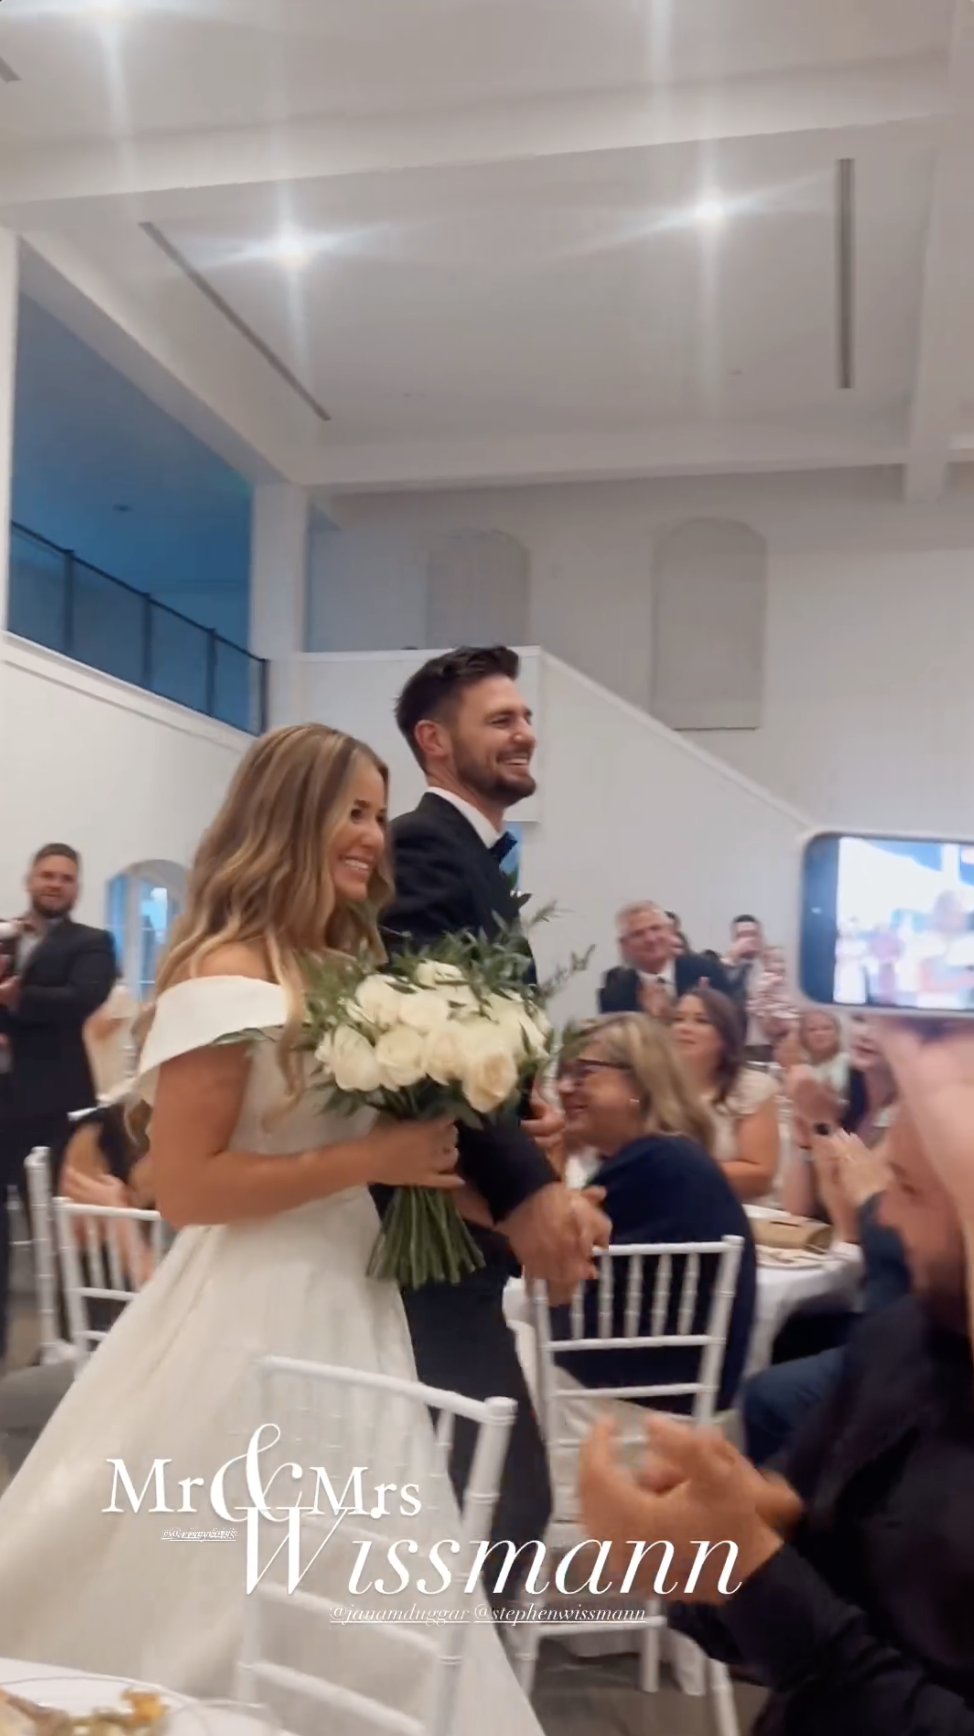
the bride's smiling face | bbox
[329,761,388,903]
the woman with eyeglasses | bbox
[551,1014,757,1417]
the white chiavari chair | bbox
[511,1236,744,1736]
[236,1355,515,1736]
[52,1196,164,1366]
[22,1146,75,1365]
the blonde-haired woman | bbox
[552,1015,756,1419]
[0,725,545,1736]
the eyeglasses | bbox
[562,1060,629,1083]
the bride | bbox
[0,724,545,1734]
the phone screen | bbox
[800,832,974,1012]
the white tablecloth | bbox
[744,1245,862,1376]
[0,1659,266,1735]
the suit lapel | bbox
[416,793,534,965]
[20,918,74,983]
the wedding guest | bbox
[750,946,799,1050]
[0,844,116,1361]
[723,914,767,1048]
[579,1075,974,1735]
[783,1016,896,1217]
[798,1008,849,1099]
[0,1101,155,1476]
[83,979,138,1100]
[551,1013,756,1414]
[599,902,730,1023]
[672,987,779,1201]
[743,1129,909,1465]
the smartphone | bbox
[800,830,974,1016]
[0,922,18,970]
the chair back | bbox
[533,1236,743,1481]
[236,1355,515,1736]
[23,1147,71,1363]
[52,1196,164,1364]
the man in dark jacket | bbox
[0,844,116,1359]
[382,646,608,1604]
[599,902,731,1021]
[579,1100,974,1735]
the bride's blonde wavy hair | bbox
[141,723,394,1096]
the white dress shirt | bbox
[640,959,676,997]
[427,788,503,850]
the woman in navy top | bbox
[552,1013,757,1412]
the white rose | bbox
[485,993,550,1060]
[460,1022,520,1116]
[331,1026,382,1093]
[354,974,406,1031]
[314,1033,334,1069]
[375,1024,427,1090]
[423,1021,467,1086]
[415,961,465,988]
[397,989,450,1035]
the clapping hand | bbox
[579,1415,781,1603]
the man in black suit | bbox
[598,901,730,1020]
[580,1097,974,1735]
[0,843,117,1359]
[382,646,609,1603]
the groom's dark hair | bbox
[396,646,520,767]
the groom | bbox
[380,645,608,1602]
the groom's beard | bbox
[454,747,536,810]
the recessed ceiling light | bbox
[691,197,729,228]
[272,233,316,270]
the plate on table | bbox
[756,1245,832,1270]
[0,1677,202,1736]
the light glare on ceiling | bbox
[692,198,728,228]
[272,233,316,270]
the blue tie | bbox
[490,831,517,865]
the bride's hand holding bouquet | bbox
[300,927,559,1287]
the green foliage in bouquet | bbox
[293,905,590,1288]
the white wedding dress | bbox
[0,979,543,1735]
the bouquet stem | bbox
[369,1188,485,1288]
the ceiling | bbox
[0,0,971,498]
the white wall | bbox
[309,467,974,837]
[280,649,810,1021]
[0,637,247,924]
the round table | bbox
[0,1660,269,1735]
[745,1243,862,1375]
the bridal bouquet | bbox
[300,926,559,1288]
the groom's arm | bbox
[382,823,557,1222]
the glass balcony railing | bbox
[6,522,266,734]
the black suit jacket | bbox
[0,920,117,1120]
[674,1299,974,1733]
[380,792,556,1224]
[598,951,730,1015]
